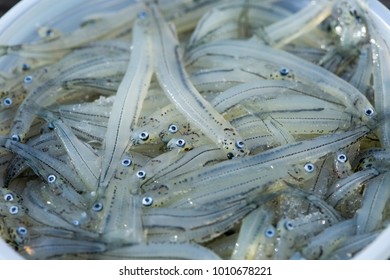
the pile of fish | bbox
[1,0,390,259]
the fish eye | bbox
[176,139,186,147]
[142,196,153,206]
[3,98,12,106]
[139,131,149,141]
[45,28,54,37]
[264,227,275,238]
[284,221,294,231]
[365,108,374,117]
[136,170,146,179]
[22,63,30,71]
[92,202,103,212]
[4,193,14,202]
[23,75,33,84]
[168,124,178,133]
[17,227,28,236]
[337,153,348,163]
[9,205,19,215]
[304,163,315,173]
[121,158,132,167]
[235,140,245,149]
[72,220,80,226]
[227,152,234,159]
[11,134,20,142]
[47,122,55,130]
[47,174,57,183]
[279,67,289,76]
[138,11,148,19]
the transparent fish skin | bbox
[144,127,368,208]
[185,40,376,124]
[1,0,389,260]
[10,55,129,142]
[187,0,292,50]
[300,219,357,260]
[230,206,274,260]
[87,242,221,260]
[264,0,335,48]
[19,235,106,260]
[150,4,249,158]
[4,139,88,196]
[325,168,379,213]
[355,171,390,234]
[100,10,154,188]
[51,119,100,192]
[358,0,390,148]
[0,2,144,59]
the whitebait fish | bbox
[100,11,154,188]
[151,4,249,158]
[230,206,273,260]
[264,0,335,48]
[0,0,388,260]
[19,234,106,259]
[0,3,144,59]
[144,127,368,208]
[89,242,221,260]
[355,171,390,234]
[186,40,376,123]
[143,200,256,243]
[51,119,101,192]
[300,218,357,259]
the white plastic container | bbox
[0,0,133,260]
[0,0,389,260]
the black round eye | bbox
[279,67,289,76]
[22,63,30,71]
[227,152,234,159]
[48,122,55,130]
[142,196,153,206]
[121,158,132,167]
[11,134,20,142]
[264,227,275,238]
[47,174,56,183]
[4,193,14,202]
[176,139,186,147]
[45,28,53,37]
[138,11,148,19]
[304,163,315,173]
[365,108,374,116]
[17,227,28,236]
[139,131,149,141]
[168,124,178,133]
[337,153,347,163]
[24,76,33,84]
[3,98,12,106]
[235,140,245,149]
[92,202,103,212]
[9,205,19,215]
[284,221,294,231]
[137,170,146,179]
